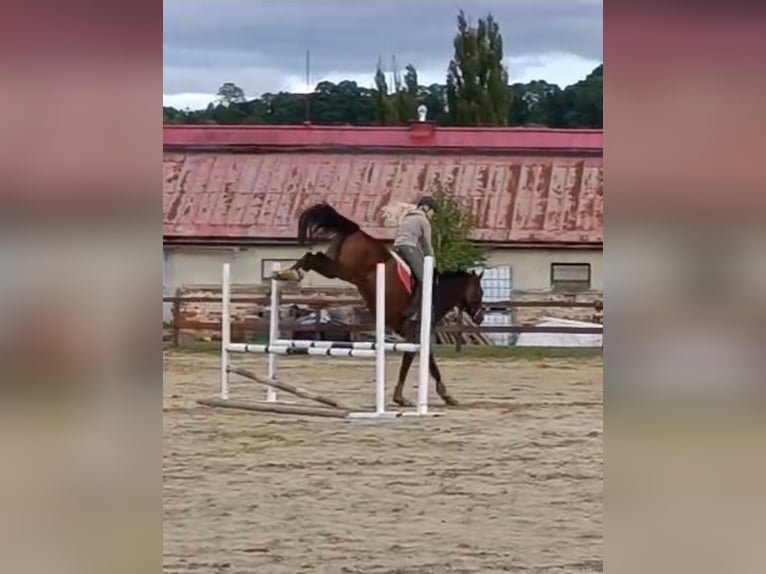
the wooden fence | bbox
[163,292,603,350]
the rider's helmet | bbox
[416,195,438,213]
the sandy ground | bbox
[164,351,602,574]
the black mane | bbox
[436,269,478,280]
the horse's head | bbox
[436,269,486,325]
[460,270,486,325]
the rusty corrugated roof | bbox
[163,151,603,244]
[164,124,603,153]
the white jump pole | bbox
[266,263,280,402]
[416,255,435,415]
[221,262,231,400]
[375,262,386,414]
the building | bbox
[163,123,603,302]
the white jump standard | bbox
[211,255,437,420]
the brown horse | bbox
[272,202,485,407]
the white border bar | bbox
[417,255,435,415]
[221,263,231,400]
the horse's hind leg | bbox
[273,252,342,282]
[393,352,416,407]
[303,252,344,279]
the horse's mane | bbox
[436,269,477,280]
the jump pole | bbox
[221,263,231,400]
[266,262,280,403]
[375,261,386,414]
[347,255,436,419]
[416,255,435,416]
[219,261,284,404]
[216,255,438,419]
[346,262,400,420]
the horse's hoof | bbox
[393,396,414,408]
[272,269,303,282]
[443,395,459,407]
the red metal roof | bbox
[163,151,603,244]
[163,124,603,153]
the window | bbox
[551,263,591,292]
[260,259,297,284]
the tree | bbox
[394,63,419,121]
[429,179,487,272]
[374,59,397,125]
[561,64,602,128]
[216,82,246,106]
[373,57,420,125]
[421,83,449,125]
[446,10,511,126]
[163,64,601,128]
[507,80,562,126]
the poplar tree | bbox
[446,10,511,126]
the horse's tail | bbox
[297,202,361,244]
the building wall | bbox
[164,244,602,293]
[484,248,602,292]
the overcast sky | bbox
[163,0,602,110]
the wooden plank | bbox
[197,398,348,419]
[164,295,601,309]
[227,366,351,410]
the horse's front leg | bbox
[393,350,458,407]
[430,352,458,406]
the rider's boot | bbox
[402,280,422,321]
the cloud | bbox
[163,0,602,107]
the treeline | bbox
[163,10,602,129]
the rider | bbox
[393,195,437,321]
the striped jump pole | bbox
[272,340,420,352]
[227,343,379,358]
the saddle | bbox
[389,247,416,295]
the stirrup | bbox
[403,289,421,319]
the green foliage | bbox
[374,59,396,125]
[560,64,603,128]
[216,82,247,106]
[163,67,601,128]
[508,66,602,128]
[446,10,511,126]
[373,57,420,125]
[429,179,487,272]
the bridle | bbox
[460,300,485,324]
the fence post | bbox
[172,288,182,348]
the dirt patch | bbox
[164,352,602,573]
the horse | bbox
[272,202,485,407]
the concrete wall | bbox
[164,243,602,294]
